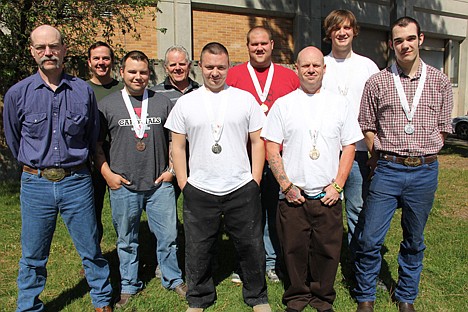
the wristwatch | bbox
[167,167,176,177]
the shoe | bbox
[398,302,416,312]
[266,269,280,283]
[186,308,204,312]
[356,301,374,312]
[253,304,272,312]
[376,277,388,291]
[231,272,242,284]
[155,265,162,279]
[95,307,112,312]
[173,282,188,298]
[116,293,133,308]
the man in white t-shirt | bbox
[262,46,363,312]
[322,9,379,254]
[165,42,271,312]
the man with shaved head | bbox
[3,25,112,312]
[261,46,362,312]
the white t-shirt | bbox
[165,85,265,195]
[261,88,363,197]
[323,51,379,151]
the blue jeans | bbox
[110,182,183,294]
[353,160,439,303]
[344,152,370,251]
[17,170,112,312]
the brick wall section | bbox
[94,9,158,59]
[192,9,295,64]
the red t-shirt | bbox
[226,62,300,114]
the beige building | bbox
[116,0,468,116]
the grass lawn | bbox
[0,138,466,311]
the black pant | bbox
[277,198,342,311]
[183,180,268,309]
[91,168,106,243]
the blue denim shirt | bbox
[3,71,99,168]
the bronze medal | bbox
[136,140,146,151]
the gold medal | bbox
[309,148,320,160]
[260,103,269,113]
[136,140,146,151]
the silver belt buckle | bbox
[42,168,66,182]
[403,157,422,167]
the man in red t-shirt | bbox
[226,26,300,283]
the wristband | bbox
[331,181,343,193]
[282,182,294,195]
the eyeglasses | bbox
[31,44,62,55]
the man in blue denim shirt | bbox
[3,25,113,312]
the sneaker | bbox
[266,269,280,283]
[115,293,133,308]
[231,272,242,284]
[376,277,388,291]
[155,265,162,279]
[173,282,188,298]
[253,303,272,312]
[186,308,204,312]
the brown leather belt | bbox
[380,153,437,167]
[23,163,88,182]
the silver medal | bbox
[212,143,222,154]
[309,148,320,160]
[404,123,415,135]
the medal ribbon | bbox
[303,90,323,153]
[247,62,274,104]
[391,61,427,123]
[333,51,352,96]
[122,88,149,139]
[202,86,229,144]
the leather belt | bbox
[23,163,88,182]
[379,153,437,167]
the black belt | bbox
[379,153,437,167]
[23,163,88,182]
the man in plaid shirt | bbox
[354,17,453,312]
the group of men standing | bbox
[3,9,452,312]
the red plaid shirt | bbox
[359,61,453,156]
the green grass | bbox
[0,140,467,311]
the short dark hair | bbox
[199,42,229,62]
[246,26,273,44]
[88,41,114,62]
[390,16,421,39]
[120,50,149,70]
[323,9,359,43]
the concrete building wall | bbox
[111,0,468,115]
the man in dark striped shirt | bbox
[354,16,453,312]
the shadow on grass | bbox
[44,248,118,311]
[440,136,468,157]
[339,231,397,300]
[43,220,168,310]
